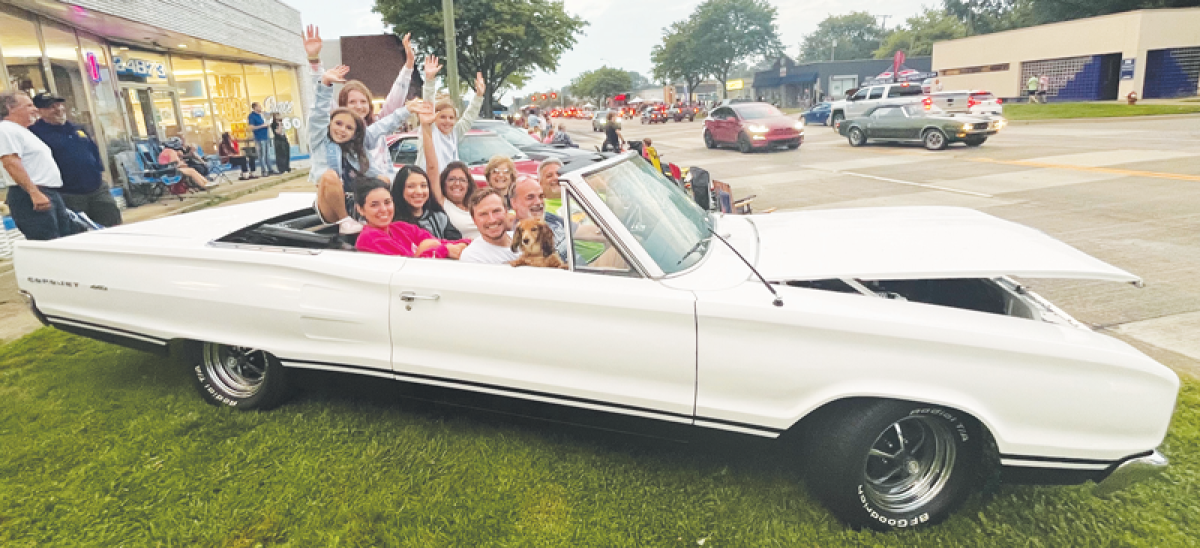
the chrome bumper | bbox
[1094,450,1168,497]
[18,290,50,326]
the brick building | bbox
[0,0,309,191]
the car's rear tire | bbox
[703,130,716,149]
[848,127,867,147]
[737,133,753,154]
[830,112,844,130]
[802,399,981,531]
[192,342,290,410]
[964,136,987,147]
[923,129,948,151]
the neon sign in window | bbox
[85,52,101,82]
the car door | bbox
[863,106,893,139]
[387,252,698,422]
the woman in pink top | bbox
[353,177,469,258]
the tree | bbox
[942,0,1035,35]
[874,8,967,59]
[692,0,784,98]
[373,0,586,116]
[799,12,891,62]
[628,71,651,91]
[651,20,708,102]
[569,67,633,105]
[1026,0,1200,24]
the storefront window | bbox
[40,21,93,134]
[0,6,48,94]
[206,60,249,145]
[172,56,217,154]
[78,34,128,187]
[112,47,168,85]
[270,65,302,151]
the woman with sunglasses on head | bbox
[483,155,516,196]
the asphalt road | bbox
[4,114,1199,378]
[560,113,1200,377]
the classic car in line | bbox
[14,153,1177,531]
[837,103,1004,150]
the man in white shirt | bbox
[460,188,519,264]
[0,90,76,240]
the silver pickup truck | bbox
[828,82,925,128]
[927,90,1005,116]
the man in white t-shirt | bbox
[0,90,76,240]
[460,187,519,264]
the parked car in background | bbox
[828,82,926,128]
[668,104,697,122]
[838,103,1002,150]
[473,120,599,162]
[15,152,1176,533]
[592,110,623,132]
[802,102,832,125]
[703,102,804,153]
[641,105,667,124]
[928,90,1005,116]
[387,130,539,184]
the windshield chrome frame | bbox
[560,152,674,279]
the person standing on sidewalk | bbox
[0,90,78,240]
[27,92,122,227]
[271,113,291,173]
[1026,75,1039,103]
[248,102,277,177]
[1038,74,1049,103]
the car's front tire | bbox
[737,132,754,154]
[192,342,290,410]
[923,129,948,151]
[830,112,844,130]
[803,399,980,531]
[703,129,716,149]
[848,127,867,147]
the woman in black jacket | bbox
[270,113,291,173]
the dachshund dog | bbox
[510,217,566,269]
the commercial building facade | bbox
[932,8,1200,101]
[0,0,309,192]
[752,56,933,107]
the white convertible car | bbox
[15,153,1178,530]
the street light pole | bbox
[830,38,837,62]
[441,0,460,108]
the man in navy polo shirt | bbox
[28,93,122,227]
[247,102,278,178]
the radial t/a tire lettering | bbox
[192,342,290,410]
[801,399,981,531]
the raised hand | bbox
[423,55,442,81]
[407,99,434,119]
[304,25,322,59]
[321,65,350,87]
[402,33,415,69]
[474,72,486,95]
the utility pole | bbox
[441,0,460,108]
[874,14,890,29]
[830,38,836,62]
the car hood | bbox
[747,116,799,129]
[519,143,600,160]
[745,207,1140,284]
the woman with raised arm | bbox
[414,54,485,207]
[304,25,417,181]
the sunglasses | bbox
[492,168,512,174]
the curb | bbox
[1006,112,1200,125]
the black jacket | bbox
[28,120,104,195]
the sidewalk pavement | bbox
[0,164,313,343]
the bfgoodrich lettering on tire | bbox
[192,342,290,410]
[803,399,980,530]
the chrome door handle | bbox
[399,291,440,302]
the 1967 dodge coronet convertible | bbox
[14,153,1178,530]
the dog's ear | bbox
[540,222,556,258]
[510,222,523,253]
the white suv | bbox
[829,82,925,128]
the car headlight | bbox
[962,123,973,131]
[794,121,805,130]
[747,124,768,133]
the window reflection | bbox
[172,56,217,154]
[0,6,47,94]
[206,60,249,145]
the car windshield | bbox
[479,123,541,147]
[736,104,784,120]
[582,157,711,275]
[458,133,528,165]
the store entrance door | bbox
[121,88,181,141]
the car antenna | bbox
[708,228,783,307]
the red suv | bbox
[703,102,804,153]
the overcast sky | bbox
[282,0,931,101]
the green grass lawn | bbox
[1004,102,1200,120]
[2,328,1198,546]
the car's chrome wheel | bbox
[848,127,866,147]
[923,129,948,150]
[192,342,290,409]
[862,415,958,514]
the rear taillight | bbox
[996,98,1003,104]
[922,97,932,109]
[967,98,979,108]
